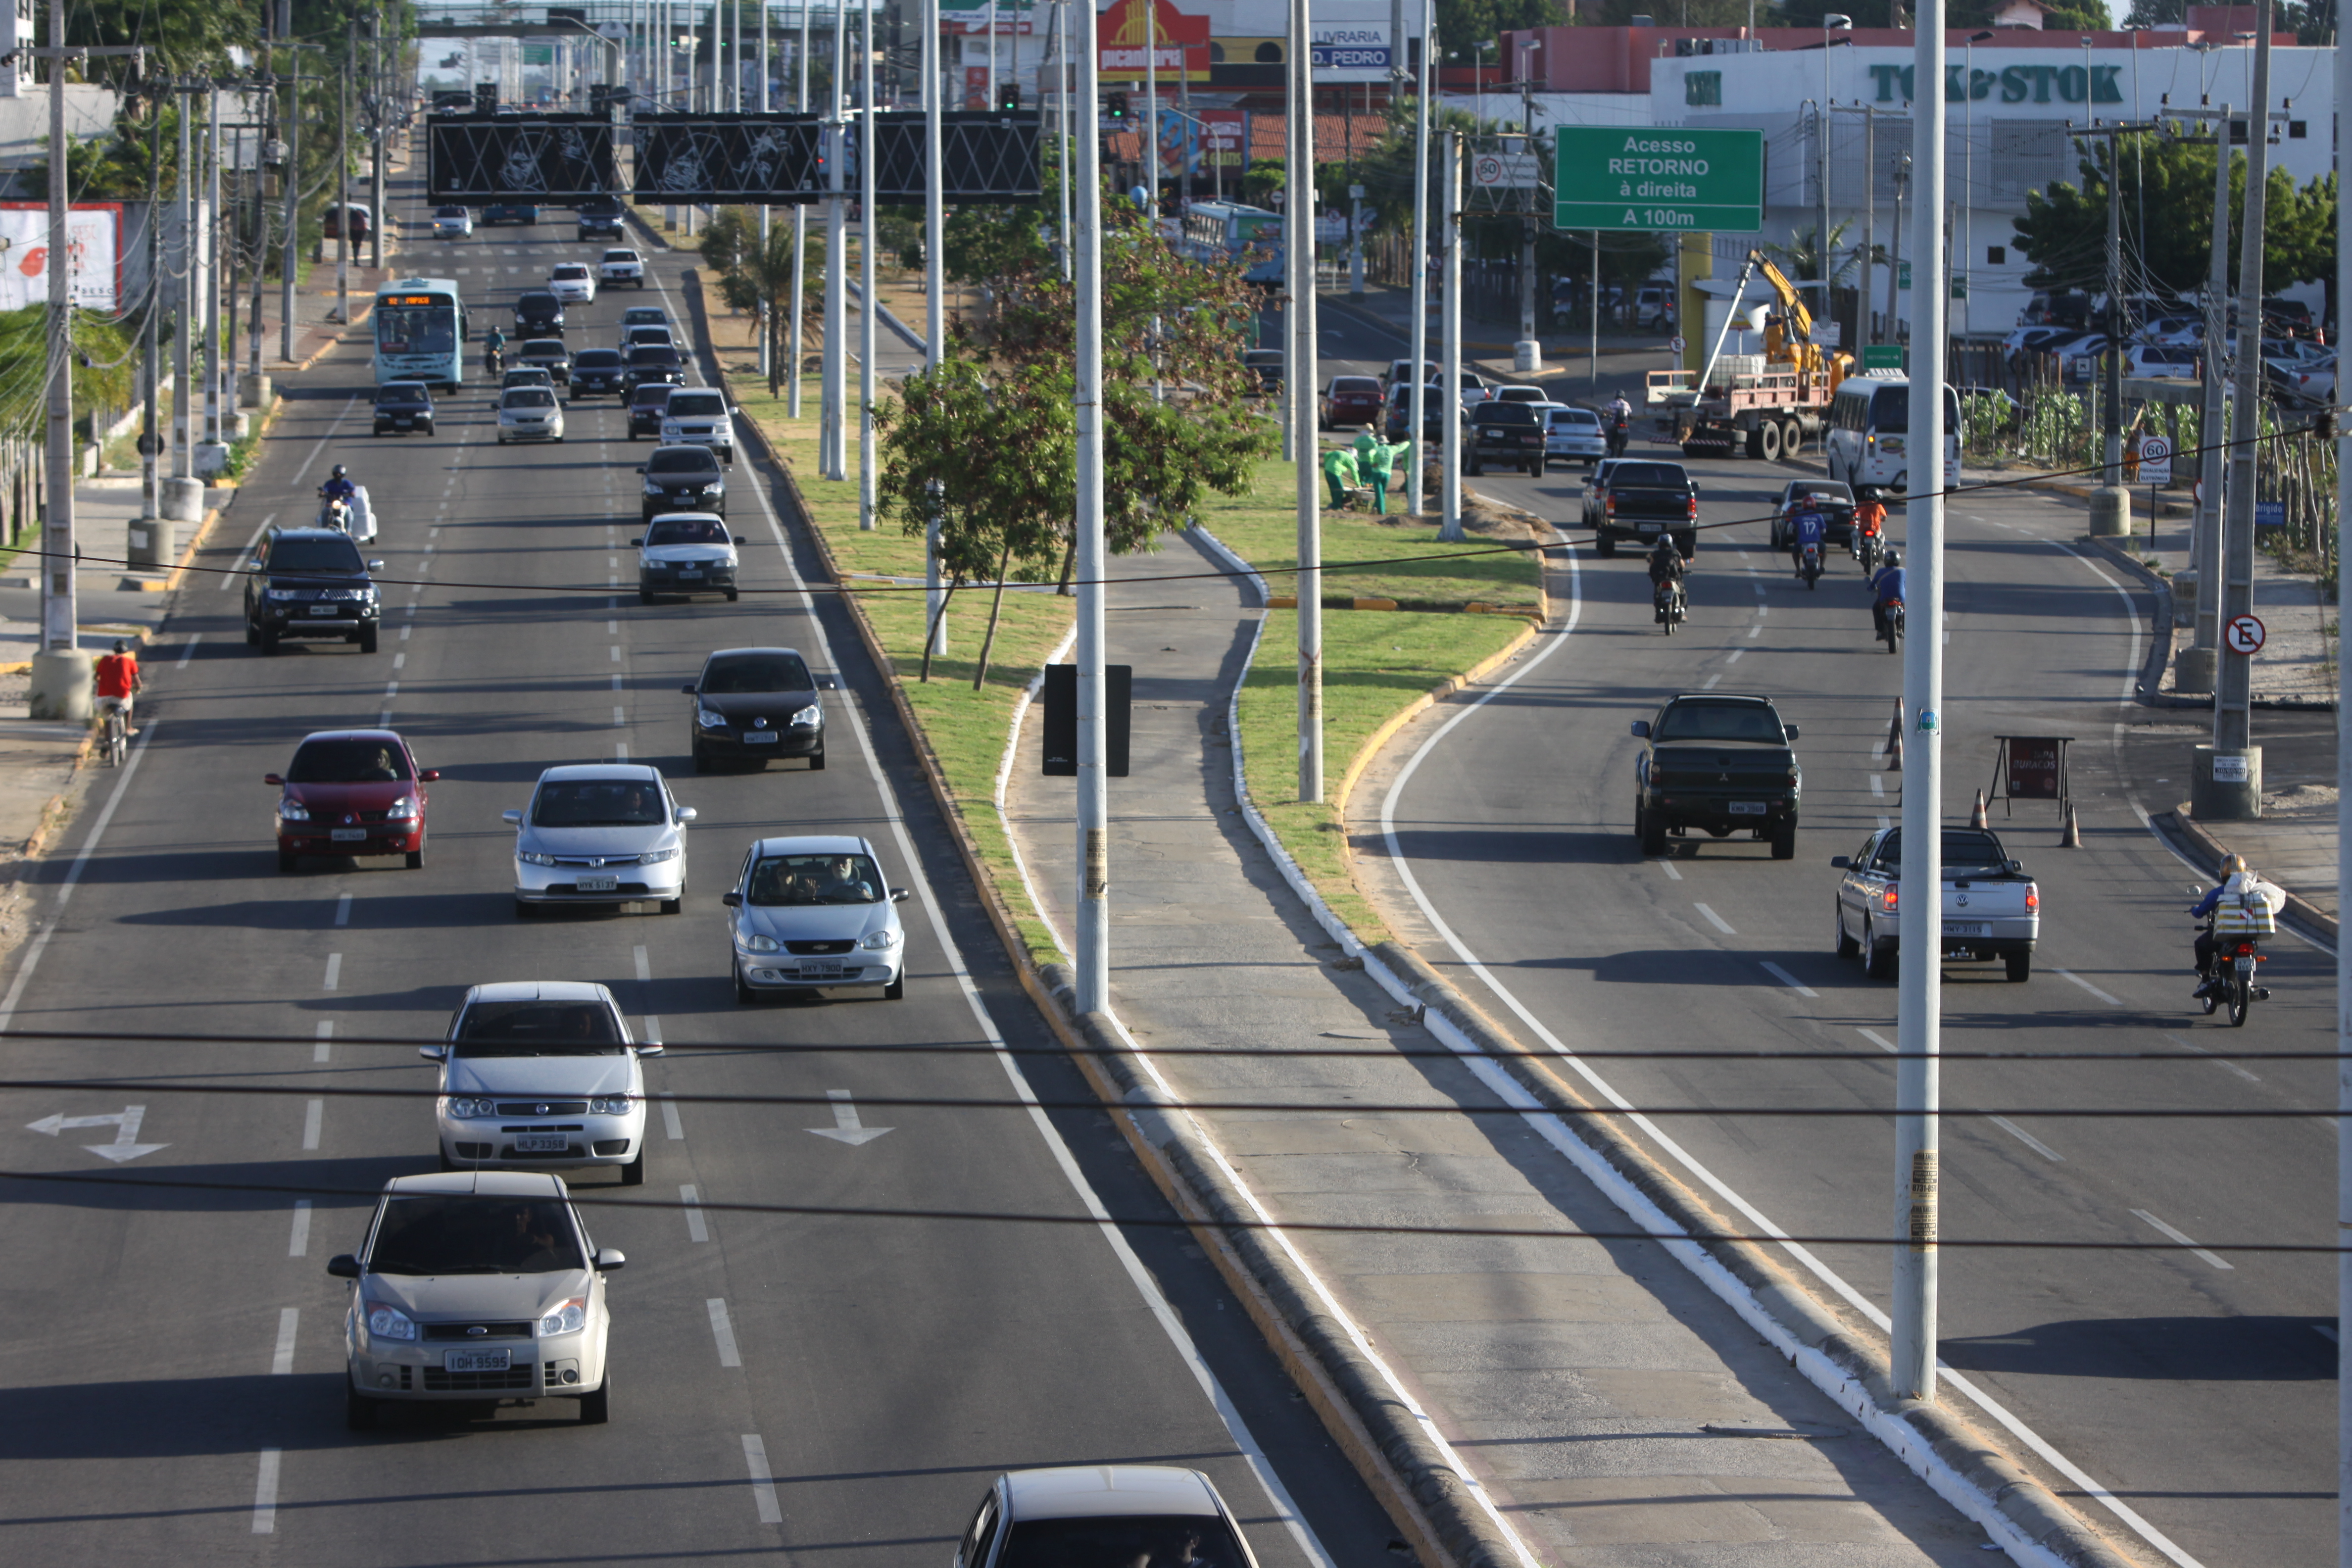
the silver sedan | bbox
[506,764,694,916]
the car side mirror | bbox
[419,769,441,783]
[2007,859,2024,874]
[418,1043,447,1060]
[675,806,696,823]
[635,466,646,474]
[629,537,643,547]
[502,809,523,825]
[327,1254,362,1279]
[1830,856,1851,869]
[890,888,910,903]
[1783,724,1800,740]
[264,773,284,785]
[593,1248,628,1273]
[722,891,742,908]
[818,675,839,690]
[368,560,385,571]
[1629,721,1651,738]
[635,1041,663,1057]
[680,683,699,694]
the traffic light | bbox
[999,83,1022,112]
[1106,91,1129,123]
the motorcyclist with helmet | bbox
[483,324,507,374]
[1787,499,1827,579]
[2188,853,2282,999]
[318,464,358,530]
[1646,533,1687,623]
[1605,393,1632,456]
[1852,494,1887,564]
[1870,549,1906,643]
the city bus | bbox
[373,277,468,389]
[1179,200,1284,287]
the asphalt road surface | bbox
[1296,301,2333,1568]
[0,180,1401,1568]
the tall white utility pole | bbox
[1406,0,1429,514]
[857,0,878,528]
[1438,131,1462,543]
[1891,0,1947,1405]
[203,80,223,449]
[2333,16,2351,1566]
[757,0,771,380]
[338,23,352,340]
[1287,0,1321,802]
[175,74,196,487]
[1143,0,1156,218]
[823,0,848,477]
[924,0,947,650]
[790,0,810,417]
[30,0,84,720]
[1072,0,1109,1015]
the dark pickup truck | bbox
[1465,401,1546,477]
[1631,693,1802,859]
[1584,458,1699,558]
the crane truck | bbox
[1645,251,1854,462]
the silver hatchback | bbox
[949,1466,1261,1568]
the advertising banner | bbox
[1310,23,1391,81]
[0,204,122,312]
[1098,0,1209,82]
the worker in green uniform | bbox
[1351,425,1393,514]
[1321,444,1360,509]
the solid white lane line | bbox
[288,1200,312,1257]
[314,1021,333,1064]
[1858,1027,1897,1054]
[220,514,278,589]
[251,1450,282,1534]
[741,1434,784,1524]
[301,1099,323,1151]
[2055,967,2122,1006]
[1655,858,1681,881]
[1988,1116,2064,1162]
[1759,961,1817,997]
[2132,1208,2232,1271]
[271,1308,299,1374]
[727,403,1339,1568]
[1694,902,1735,934]
[322,953,341,990]
[333,894,351,928]
[707,1298,743,1367]
[680,1183,709,1242]
[659,1091,685,1140]
[176,634,201,666]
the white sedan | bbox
[431,204,473,239]
[547,261,597,305]
[497,386,564,443]
[505,763,694,915]
[425,981,659,1183]
[636,512,739,603]
[599,247,646,288]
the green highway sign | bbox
[1553,127,1764,233]
[1862,345,1905,371]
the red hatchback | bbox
[1319,375,1384,430]
[266,730,439,873]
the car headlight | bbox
[364,1301,418,1340]
[740,931,779,952]
[538,1296,588,1336]
[588,1095,633,1116]
[637,845,680,864]
[266,586,302,599]
[444,1095,498,1118]
[519,850,558,867]
[861,928,902,950]
[277,798,310,822]
[696,707,728,729]
[700,483,722,495]
[385,795,418,820]
[791,702,822,727]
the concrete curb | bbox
[2076,531,2340,713]
[2161,806,2340,945]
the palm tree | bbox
[1764,220,1867,287]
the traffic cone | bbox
[1883,698,1904,772]
[2061,804,2082,848]
[1970,790,1989,829]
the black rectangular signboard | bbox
[629,111,1041,203]
[427,114,620,201]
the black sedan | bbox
[627,381,678,439]
[684,646,828,772]
[1770,479,1857,547]
[371,380,434,437]
[640,446,728,520]
[623,344,686,392]
[571,347,627,397]
[512,290,565,336]
[517,338,572,387]
[578,204,625,241]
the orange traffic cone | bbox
[1970,789,1989,829]
[2061,804,2082,847]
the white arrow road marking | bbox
[27,1104,167,1162]
[806,1089,892,1145]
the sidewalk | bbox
[1003,539,1994,1565]
[2122,705,2341,930]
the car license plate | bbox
[444,1348,513,1372]
[308,604,340,616]
[392,417,412,426]
[676,568,703,578]
[513,1134,569,1154]
[1943,922,1990,937]
[1727,801,1765,815]
[2234,954,2255,973]
[576,875,619,892]
[1638,523,1661,533]
[743,732,779,744]
[331,827,368,842]
[797,964,848,980]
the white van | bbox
[1824,374,1961,501]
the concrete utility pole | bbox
[2175,98,2240,693]
[370,10,385,272]
[1144,0,1157,219]
[1438,131,1462,545]
[858,0,877,529]
[924,0,946,651]
[1514,44,1537,372]
[789,0,810,418]
[822,0,848,477]
[2332,17,2351,1566]
[1072,0,1109,1014]
[338,22,353,342]
[757,0,771,380]
[1891,0,1947,1406]
[139,92,164,543]
[282,45,301,364]
[1859,102,1874,343]
[2200,0,2271,819]
[1407,0,1429,502]
[1289,0,1322,803]
[2082,115,2160,539]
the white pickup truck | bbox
[598,247,646,289]
[1830,824,2039,982]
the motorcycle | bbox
[1797,539,1822,589]
[484,344,505,375]
[1854,530,1882,574]
[319,497,352,534]
[2191,890,2274,1026]
[1882,598,1905,654]
[1652,576,1686,634]
[1605,412,1630,457]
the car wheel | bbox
[1595,534,1616,558]
[692,745,712,774]
[808,747,825,771]
[619,1149,645,1185]
[1529,458,1545,478]
[421,423,434,436]
[724,589,738,602]
[638,590,654,605]
[578,1376,610,1425]
[1638,804,1666,857]
[2006,951,2033,982]
[627,429,637,441]
[659,894,683,915]
[514,898,537,919]
[1770,820,1796,860]
[1834,901,1860,957]
[278,849,297,874]
[405,842,424,870]
[245,618,259,646]
[735,963,757,1004]
[1863,919,1897,980]
[884,973,905,1000]
[346,1378,377,1432]
[259,625,279,655]
[358,626,379,654]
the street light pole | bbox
[1288,0,1322,803]
[789,0,810,418]
[1407,0,1429,491]
[1072,0,1109,1015]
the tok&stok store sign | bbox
[1860,60,2125,105]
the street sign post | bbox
[2139,435,2172,486]
[1552,127,1763,233]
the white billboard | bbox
[1311,23,1392,82]
[0,204,122,312]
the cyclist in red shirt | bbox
[93,639,141,734]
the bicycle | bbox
[96,700,127,767]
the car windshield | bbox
[517,293,557,311]
[367,1195,587,1275]
[1550,409,1598,427]
[628,347,682,365]
[648,449,719,475]
[1473,404,1535,425]
[532,778,669,827]
[1865,385,1963,435]
[1243,350,1283,366]
[375,305,455,356]
[503,389,555,409]
[435,205,466,217]
[376,385,428,407]
[451,998,625,1056]
[503,371,551,388]
[703,652,812,692]
[646,517,728,546]
[604,250,638,263]
[1653,701,1786,743]
[552,266,588,279]
[1329,377,1377,392]
[575,349,622,367]
[266,537,366,574]
[523,340,565,357]
[1872,829,2009,877]
[1608,463,1687,488]
[1787,483,1849,501]
[745,852,884,906]
[632,386,676,407]
[623,309,665,325]
[667,393,725,416]
[995,1515,1248,1568]
[289,739,411,783]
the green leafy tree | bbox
[702,207,823,396]
[1433,0,1565,61]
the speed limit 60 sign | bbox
[2224,613,2266,655]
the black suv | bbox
[639,445,727,520]
[623,344,686,394]
[1465,401,1545,476]
[243,527,384,655]
[577,202,625,241]
[371,380,434,437]
[517,337,572,387]
[512,290,565,336]
[570,347,627,397]
[627,381,678,439]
